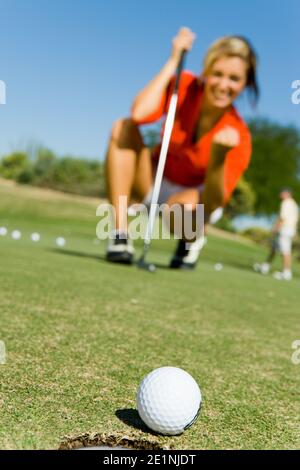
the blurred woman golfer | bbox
[105,27,258,268]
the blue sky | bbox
[0,0,299,160]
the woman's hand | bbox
[171,27,196,64]
[210,126,240,166]
[212,126,240,150]
[131,27,195,122]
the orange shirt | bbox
[131,71,252,203]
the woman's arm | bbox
[202,126,241,217]
[131,27,196,122]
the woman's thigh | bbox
[166,188,200,209]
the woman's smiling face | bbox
[203,56,248,109]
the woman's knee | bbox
[111,117,144,151]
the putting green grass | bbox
[0,181,299,450]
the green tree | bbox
[0,145,106,198]
[33,147,56,184]
[51,157,96,195]
[225,177,256,218]
[245,119,300,214]
[0,152,31,180]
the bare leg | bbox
[132,147,153,201]
[105,118,152,232]
[165,146,227,239]
[166,189,200,242]
[165,189,205,268]
[201,147,226,222]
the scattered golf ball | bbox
[11,230,22,240]
[0,227,8,236]
[31,232,40,242]
[148,263,156,273]
[136,366,201,435]
[214,263,223,271]
[56,237,66,247]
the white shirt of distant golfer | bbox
[279,197,299,236]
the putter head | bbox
[137,254,156,273]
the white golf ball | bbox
[148,263,156,273]
[31,232,40,242]
[214,263,223,271]
[11,230,21,240]
[136,367,201,435]
[0,227,8,236]
[56,237,66,247]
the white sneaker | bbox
[170,237,207,269]
[273,270,292,281]
[253,262,270,275]
[106,231,135,264]
[253,263,261,272]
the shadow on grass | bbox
[47,248,264,277]
[116,408,158,435]
[219,260,255,272]
[47,247,106,262]
[48,248,173,270]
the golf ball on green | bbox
[11,230,21,240]
[214,263,223,271]
[136,366,201,435]
[56,237,66,247]
[31,233,41,242]
[0,227,7,236]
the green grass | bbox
[0,181,299,449]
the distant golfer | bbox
[254,189,299,281]
[105,27,259,268]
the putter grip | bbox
[174,50,187,93]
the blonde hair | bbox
[203,36,259,105]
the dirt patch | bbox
[59,432,170,451]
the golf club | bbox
[137,50,187,272]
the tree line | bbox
[0,146,106,198]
